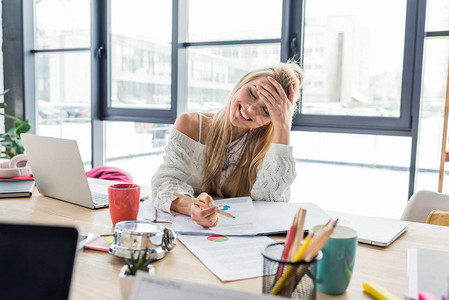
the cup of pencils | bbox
[261,242,322,299]
[261,208,339,298]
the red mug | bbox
[108,184,140,227]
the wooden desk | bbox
[1,188,448,299]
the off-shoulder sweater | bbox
[151,128,297,214]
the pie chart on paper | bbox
[207,235,229,242]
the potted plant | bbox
[119,250,155,300]
[0,89,31,159]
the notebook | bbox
[0,180,35,198]
[330,211,408,247]
[21,134,147,209]
[0,223,78,300]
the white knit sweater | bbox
[151,128,297,213]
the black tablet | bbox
[0,223,78,300]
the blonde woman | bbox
[151,61,304,228]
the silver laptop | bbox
[21,134,141,209]
[330,211,408,247]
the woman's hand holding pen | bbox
[256,76,295,145]
[190,192,219,228]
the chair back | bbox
[426,210,449,227]
[401,190,449,222]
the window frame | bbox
[291,0,424,137]
[96,0,424,136]
[8,0,428,198]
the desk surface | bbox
[1,184,448,300]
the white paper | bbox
[129,273,284,300]
[171,197,257,236]
[137,200,174,223]
[178,234,274,281]
[253,202,330,234]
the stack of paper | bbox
[170,198,330,236]
[171,197,257,236]
[168,197,330,282]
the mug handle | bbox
[162,228,177,251]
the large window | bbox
[294,0,419,133]
[302,0,406,118]
[415,0,449,193]
[110,0,172,110]
[185,0,283,112]
[11,0,436,216]
[34,0,92,164]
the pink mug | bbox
[108,184,140,227]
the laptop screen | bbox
[0,223,78,299]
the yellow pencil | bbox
[173,192,235,218]
[270,232,314,295]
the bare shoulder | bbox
[173,112,200,141]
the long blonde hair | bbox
[203,60,304,197]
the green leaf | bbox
[7,126,17,137]
[0,89,10,97]
[12,139,24,155]
[0,113,22,123]
[0,103,5,109]
[16,121,31,135]
[1,140,12,147]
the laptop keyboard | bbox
[91,192,108,205]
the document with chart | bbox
[178,234,274,281]
[171,196,257,236]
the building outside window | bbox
[10,0,448,218]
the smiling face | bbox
[229,77,272,131]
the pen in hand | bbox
[173,192,235,218]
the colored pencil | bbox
[276,215,297,280]
[273,218,339,296]
[270,231,315,295]
[288,209,306,261]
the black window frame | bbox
[96,0,425,136]
[5,0,431,199]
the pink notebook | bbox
[83,236,113,252]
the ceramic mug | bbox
[108,184,140,227]
[312,225,357,295]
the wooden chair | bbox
[426,210,449,227]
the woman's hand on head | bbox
[256,76,295,130]
[190,192,219,228]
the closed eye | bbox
[249,88,256,98]
[263,107,270,116]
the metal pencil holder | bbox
[261,242,321,300]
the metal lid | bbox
[114,221,164,236]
